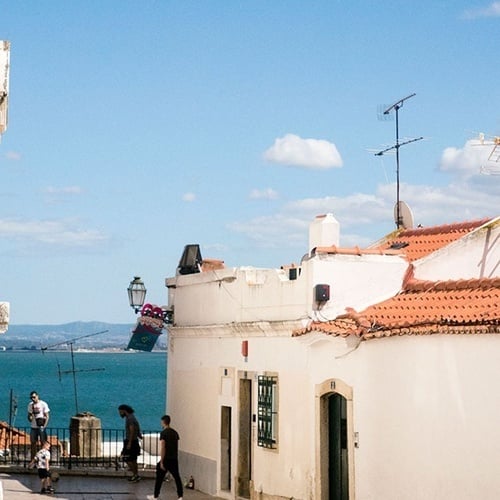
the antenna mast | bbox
[375,93,423,228]
[41,330,108,414]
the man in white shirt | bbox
[27,391,50,459]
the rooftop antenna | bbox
[41,330,108,414]
[375,93,423,229]
[475,133,500,175]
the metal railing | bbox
[0,426,160,471]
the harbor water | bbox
[0,351,167,432]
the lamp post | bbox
[126,276,172,352]
[127,276,173,325]
[127,276,147,313]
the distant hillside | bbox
[0,321,166,350]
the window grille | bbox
[257,375,277,448]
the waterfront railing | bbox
[0,426,160,471]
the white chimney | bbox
[309,213,340,252]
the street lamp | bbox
[126,276,172,352]
[127,276,147,313]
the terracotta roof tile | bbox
[201,259,225,271]
[310,218,494,262]
[0,421,62,449]
[0,421,30,449]
[294,277,500,340]
[369,218,492,262]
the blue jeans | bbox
[30,427,47,458]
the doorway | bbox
[317,379,354,500]
[328,393,349,500]
[237,378,252,498]
[220,406,231,491]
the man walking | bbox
[148,415,183,500]
[118,404,142,482]
[27,391,50,459]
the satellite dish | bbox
[394,201,414,229]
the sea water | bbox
[0,351,166,432]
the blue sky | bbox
[1,1,499,325]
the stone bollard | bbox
[69,412,102,457]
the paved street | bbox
[0,471,221,500]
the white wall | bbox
[168,252,408,328]
[345,334,500,500]
[169,329,500,500]
[167,328,318,497]
[167,267,308,327]
[165,216,500,499]
[308,254,408,318]
[414,220,500,281]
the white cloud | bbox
[5,150,21,161]
[202,242,229,254]
[228,175,497,254]
[462,2,500,19]
[438,138,493,177]
[0,217,107,246]
[229,214,309,248]
[226,136,498,262]
[249,188,279,200]
[43,186,83,195]
[182,192,196,202]
[41,185,84,205]
[287,193,386,225]
[263,133,343,169]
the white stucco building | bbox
[0,40,10,335]
[164,214,500,500]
